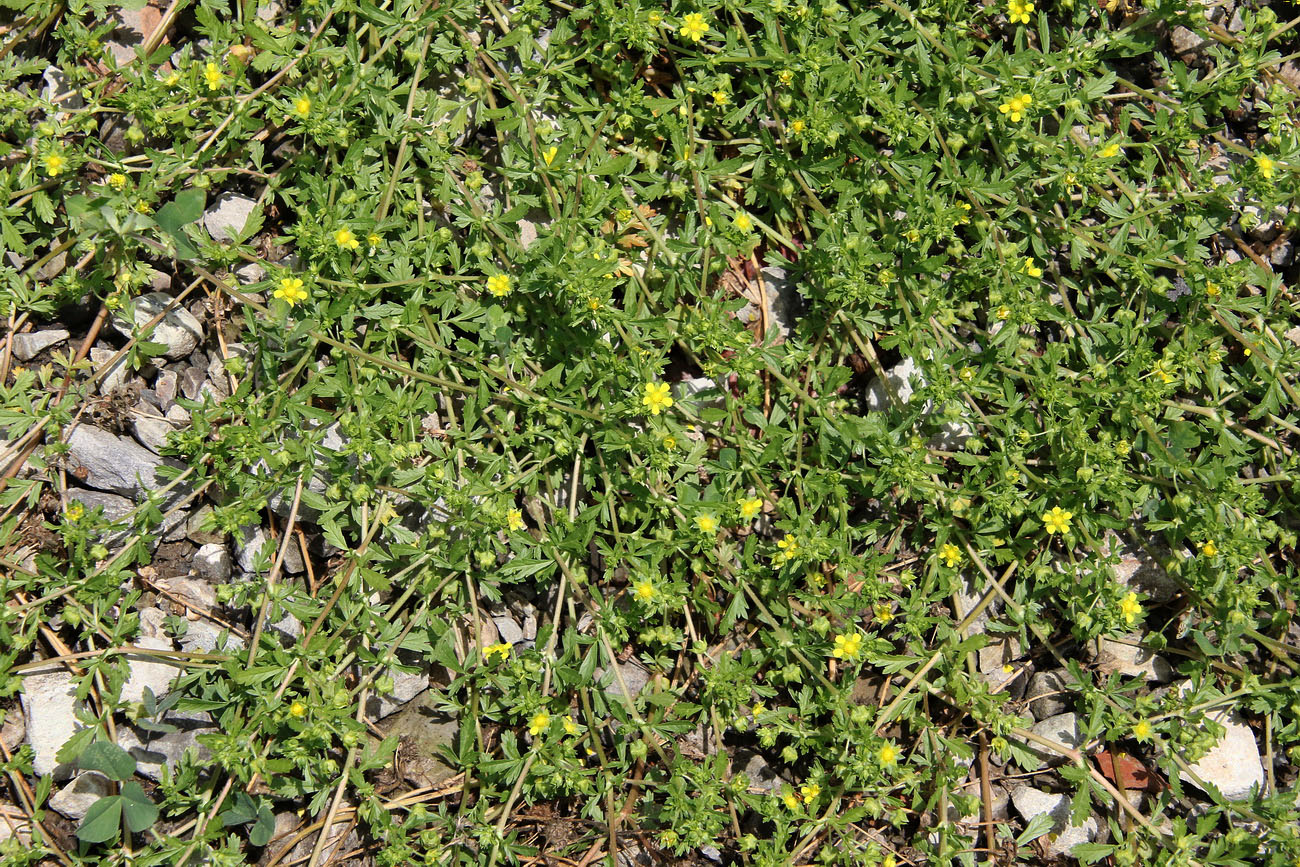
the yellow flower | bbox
[998,94,1032,122]
[996,305,1012,321]
[777,68,794,86]
[289,700,307,718]
[1132,719,1153,741]
[696,513,718,534]
[1100,142,1120,159]
[563,715,578,735]
[780,788,800,810]
[679,12,709,42]
[1042,505,1073,535]
[662,434,676,450]
[789,119,806,135]
[1200,539,1218,557]
[1255,155,1274,179]
[542,146,558,166]
[334,227,359,250]
[163,71,180,87]
[529,710,550,735]
[878,741,898,766]
[507,509,525,531]
[65,502,84,521]
[108,172,127,190]
[486,273,511,297]
[774,534,799,564]
[484,642,511,661]
[1118,591,1142,625]
[1007,0,1034,24]
[739,496,763,520]
[938,543,962,568]
[294,95,312,117]
[751,702,766,717]
[43,153,66,177]
[588,297,602,312]
[642,381,674,415]
[800,783,820,804]
[648,11,663,26]
[712,90,729,106]
[734,213,753,233]
[832,632,863,660]
[633,579,658,602]
[874,603,894,624]
[274,276,308,307]
[1021,258,1042,278]
[367,232,381,250]
[203,61,224,91]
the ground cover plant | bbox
[1,0,1299,863]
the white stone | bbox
[1179,704,1264,800]
[235,526,272,573]
[117,711,214,780]
[977,635,1023,695]
[493,614,525,646]
[180,621,244,655]
[366,668,429,720]
[736,265,800,341]
[121,636,177,704]
[865,357,973,449]
[1092,635,1173,682]
[49,772,110,820]
[203,194,257,243]
[20,669,83,779]
[110,292,204,360]
[12,329,69,362]
[1010,786,1100,857]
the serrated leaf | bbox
[1016,811,1055,845]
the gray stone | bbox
[180,366,205,401]
[233,262,265,285]
[186,505,224,545]
[603,660,651,701]
[65,425,170,498]
[130,412,174,454]
[1025,713,1082,769]
[193,543,232,583]
[12,329,69,362]
[148,270,171,292]
[1010,786,1100,857]
[372,690,457,788]
[270,610,302,643]
[89,347,129,394]
[674,376,727,412]
[1026,670,1072,721]
[106,2,162,67]
[67,488,134,524]
[493,614,525,646]
[41,66,83,115]
[167,575,216,612]
[110,292,204,361]
[954,572,1002,636]
[1106,535,1179,604]
[116,710,214,780]
[978,635,1024,696]
[0,802,32,846]
[165,404,190,425]
[49,772,110,820]
[180,621,244,655]
[120,636,177,704]
[20,668,83,779]
[1092,635,1173,682]
[235,526,271,573]
[154,369,178,409]
[203,193,256,243]
[366,667,430,720]
[1271,241,1294,268]
[865,357,973,449]
[1170,25,1208,55]
[735,748,783,792]
[736,265,800,341]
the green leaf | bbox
[119,782,158,832]
[78,741,136,782]
[77,795,123,843]
[1016,812,1055,846]
[250,805,276,847]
